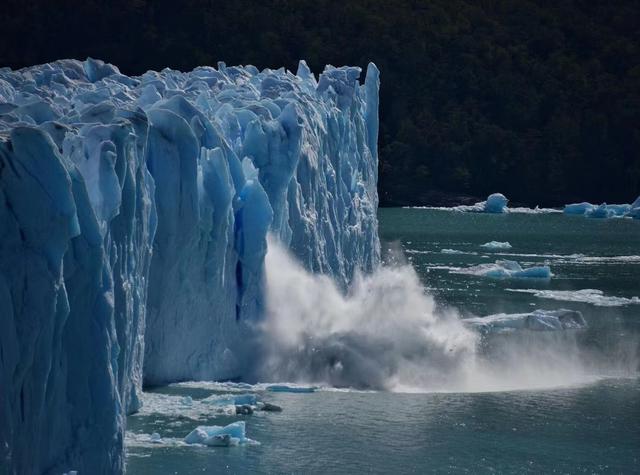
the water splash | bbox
[257,237,638,393]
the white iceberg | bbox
[563,200,637,218]
[455,193,510,213]
[457,260,552,279]
[563,202,595,215]
[201,393,258,406]
[480,241,512,250]
[464,309,586,333]
[184,421,254,446]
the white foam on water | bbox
[256,238,637,393]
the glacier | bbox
[0,58,379,474]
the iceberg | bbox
[506,288,640,307]
[483,193,508,213]
[202,393,258,407]
[0,58,379,474]
[480,241,512,250]
[464,309,587,333]
[449,193,509,213]
[563,202,595,215]
[563,200,637,218]
[416,193,562,215]
[184,421,253,446]
[457,260,552,279]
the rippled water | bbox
[126,209,640,474]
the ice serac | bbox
[142,60,379,384]
[0,58,379,473]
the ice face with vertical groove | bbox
[0,58,379,474]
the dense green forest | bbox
[2,0,639,206]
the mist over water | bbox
[258,237,638,393]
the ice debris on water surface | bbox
[457,260,552,279]
[464,309,586,334]
[563,197,640,219]
[184,421,258,446]
[266,384,317,393]
[506,289,640,307]
[480,241,512,250]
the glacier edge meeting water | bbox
[0,58,379,475]
[1,58,638,475]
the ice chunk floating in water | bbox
[464,309,587,334]
[184,421,255,446]
[456,260,552,279]
[507,289,640,307]
[0,58,379,474]
[480,241,512,250]
[483,193,508,213]
[563,199,638,218]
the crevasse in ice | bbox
[0,58,379,474]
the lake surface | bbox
[126,208,640,474]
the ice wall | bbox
[140,59,379,384]
[0,58,379,474]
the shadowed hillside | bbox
[2,0,638,206]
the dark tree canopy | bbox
[2,0,639,206]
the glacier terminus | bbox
[0,58,380,474]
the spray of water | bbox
[257,237,638,392]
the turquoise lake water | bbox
[126,209,640,474]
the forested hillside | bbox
[2,0,639,206]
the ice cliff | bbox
[0,58,379,474]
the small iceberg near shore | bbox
[483,193,509,213]
[455,193,509,213]
[464,309,587,333]
[480,241,512,250]
[563,197,639,219]
[408,192,562,214]
[458,260,552,279]
[184,421,257,446]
